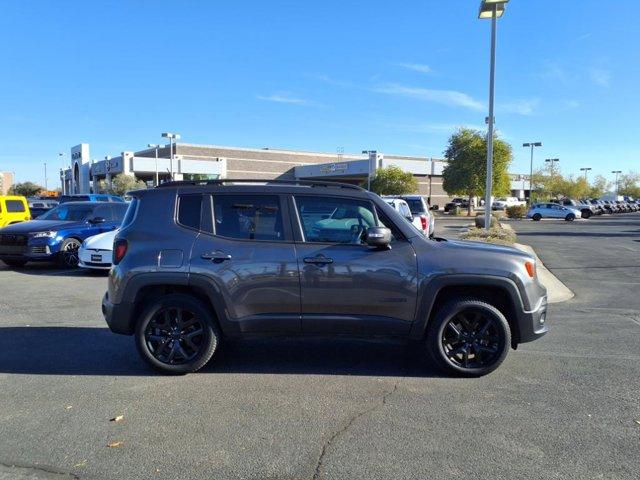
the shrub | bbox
[474,214,499,228]
[460,226,517,245]
[506,204,527,219]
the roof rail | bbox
[156,178,365,191]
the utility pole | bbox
[523,142,542,204]
[612,170,622,196]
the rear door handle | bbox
[303,256,333,265]
[201,252,232,262]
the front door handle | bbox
[303,256,333,265]
[201,251,232,262]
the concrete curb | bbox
[513,243,574,304]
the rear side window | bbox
[5,200,25,212]
[178,195,202,230]
[213,195,283,241]
[404,198,425,214]
[121,198,138,227]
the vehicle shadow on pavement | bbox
[0,263,105,277]
[0,327,442,378]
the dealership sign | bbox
[320,163,348,174]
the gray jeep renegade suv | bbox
[102,180,548,376]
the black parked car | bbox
[102,180,548,377]
[444,197,470,212]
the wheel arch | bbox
[410,275,524,347]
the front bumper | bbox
[79,247,112,270]
[516,295,549,343]
[102,292,135,335]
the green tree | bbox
[110,174,148,196]
[366,165,418,195]
[9,181,44,197]
[588,175,610,198]
[442,128,511,215]
[617,172,640,198]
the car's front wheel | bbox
[135,294,220,374]
[426,298,511,377]
[58,238,82,268]
[565,213,576,221]
[532,213,542,221]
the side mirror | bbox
[365,226,391,249]
[88,216,106,224]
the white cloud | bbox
[395,63,433,74]
[256,92,320,107]
[372,84,485,111]
[589,68,611,87]
[499,98,540,116]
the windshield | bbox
[38,204,95,221]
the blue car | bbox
[59,194,124,203]
[0,201,129,268]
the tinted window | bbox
[121,199,138,227]
[111,203,129,223]
[60,195,90,203]
[213,195,283,241]
[178,195,202,230]
[295,196,376,244]
[39,204,94,221]
[403,198,425,214]
[5,200,25,212]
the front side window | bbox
[295,196,376,244]
[5,200,25,212]
[39,204,94,221]
[213,195,283,241]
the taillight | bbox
[420,215,427,231]
[113,239,128,265]
[525,261,535,278]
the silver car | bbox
[527,203,582,221]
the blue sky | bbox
[1,0,638,186]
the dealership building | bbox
[60,141,531,205]
[60,142,451,204]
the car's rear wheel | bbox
[565,213,576,221]
[135,294,220,374]
[58,238,82,268]
[2,258,27,268]
[426,298,510,377]
[532,213,542,221]
[582,210,591,219]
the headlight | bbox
[32,231,57,238]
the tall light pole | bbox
[148,144,160,186]
[44,162,48,192]
[612,170,622,196]
[161,132,181,181]
[479,0,509,229]
[545,158,559,198]
[580,167,592,182]
[59,152,66,194]
[523,141,542,205]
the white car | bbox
[78,229,117,270]
[526,203,582,221]
[383,195,433,236]
[382,198,426,235]
[492,196,526,210]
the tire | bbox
[135,293,220,374]
[426,298,511,377]
[58,238,82,268]
[2,258,27,268]
[565,213,575,221]
[582,210,591,219]
[532,213,542,221]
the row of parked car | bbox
[527,197,640,221]
[0,193,126,269]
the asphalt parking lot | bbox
[1,214,639,480]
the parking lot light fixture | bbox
[161,132,181,181]
[612,170,622,196]
[148,144,160,186]
[58,152,66,195]
[478,0,509,229]
[580,167,592,182]
[523,142,542,205]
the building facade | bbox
[0,172,14,195]
[60,142,452,205]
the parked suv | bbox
[102,180,548,376]
[385,195,434,237]
[0,195,31,227]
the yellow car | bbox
[0,196,31,228]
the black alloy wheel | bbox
[60,238,82,267]
[135,294,220,374]
[565,213,575,221]
[426,298,510,377]
[532,213,542,221]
